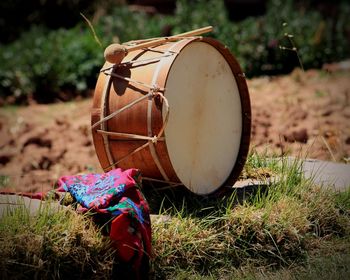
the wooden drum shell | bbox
[91,37,251,194]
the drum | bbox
[91,37,251,195]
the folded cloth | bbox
[56,168,152,278]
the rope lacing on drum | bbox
[151,136,158,144]
[102,102,168,167]
[150,84,161,95]
[94,39,192,183]
[92,75,170,169]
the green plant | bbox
[0,25,104,104]
[0,175,10,189]
[1,0,350,104]
[96,5,174,44]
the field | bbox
[0,66,349,193]
[0,65,349,279]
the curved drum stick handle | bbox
[126,26,213,52]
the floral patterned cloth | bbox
[0,168,151,279]
[56,168,151,278]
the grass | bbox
[0,152,349,279]
[0,202,116,279]
[0,175,10,189]
[149,154,350,278]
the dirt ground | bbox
[0,66,349,193]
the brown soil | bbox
[0,67,349,193]
[250,68,350,161]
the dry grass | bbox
[0,153,349,279]
[0,205,116,279]
[150,155,350,279]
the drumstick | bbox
[104,26,213,64]
[125,26,214,45]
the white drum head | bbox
[163,42,242,194]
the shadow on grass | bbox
[142,181,269,218]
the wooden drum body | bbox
[91,38,251,195]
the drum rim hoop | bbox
[161,37,251,195]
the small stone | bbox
[0,155,11,165]
[283,128,308,143]
[322,109,333,117]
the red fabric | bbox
[1,168,152,279]
[110,213,142,262]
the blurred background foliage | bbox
[0,0,349,104]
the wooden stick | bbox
[127,26,213,51]
[125,26,214,46]
[104,26,213,64]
